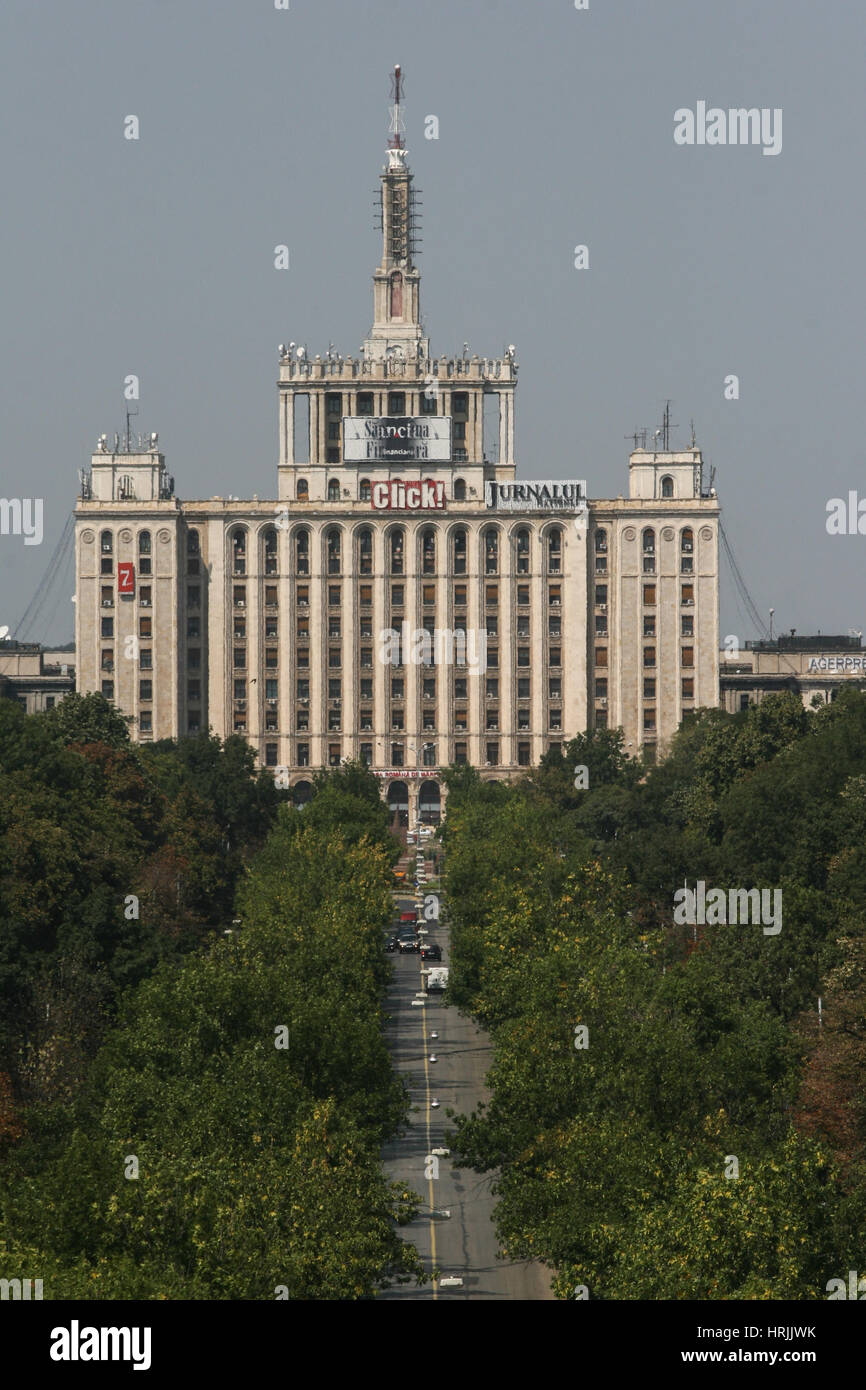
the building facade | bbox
[74,71,720,822]
[721,634,866,712]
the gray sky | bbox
[1,0,864,646]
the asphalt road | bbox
[379,875,553,1301]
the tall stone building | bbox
[75,68,719,823]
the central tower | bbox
[364,65,427,364]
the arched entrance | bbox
[387,781,409,829]
[418,779,441,826]
[293,779,313,809]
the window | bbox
[681,615,694,637]
[548,528,562,574]
[517,646,530,666]
[487,616,499,637]
[681,646,694,668]
[391,583,404,607]
[101,648,114,671]
[101,585,113,608]
[360,708,373,731]
[360,743,373,765]
[234,679,246,700]
[549,709,562,730]
[390,530,404,575]
[266,711,277,732]
[187,586,199,607]
[683,678,695,700]
[681,528,694,573]
[234,586,246,608]
[516,528,530,574]
[519,616,531,637]
[595,678,608,699]
[328,647,341,669]
[486,742,499,766]
[643,709,656,731]
[329,744,342,767]
[595,528,607,552]
[188,649,200,669]
[518,584,530,606]
[265,743,278,767]
[595,710,608,730]
[360,677,373,699]
[266,648,278,669]
[391,742,404,767]
[643,615,656,637]
[231,528,247,575]
[518,742,530,766]
[45,697,55,710]
[265,678,278,701]
[391,709,404,731]
[682,583,694,605]
[360,647,373,668]
[595,584,607,607]
[423,677,436,700]
[263,527,278,575]
[139,680,153,701]
[422,742,437,767]
[266,617,278,640]
[327,528,341,574]
[452,529,467,575]
[297,743,310,766]
[391,677,404,699]
[454,676,467,699]
[187,616,199,639]
[422,529,436,574]
[642,528,656,574]
[138,531,151,575]
[549,677,561,699]
[454,477,466,501]
[452,392,468,414]
[328,709,341,731]
[455,742,468,765]
[328,586,341,606]
[101,617,114,638]
[357,392,374,416]
[140,711,152,733]
[661,475,674,498]
[453,420,466,442]
[326,392,341,417]
[485,584,498,607]
[549,584,561,607]
[644,677,656,700]
[423,708,436,731]
[234,648,246,669]
[595,646,608,667]
[421,391,438,416]
[422,583,436,606]
[101,680,114,699]
[644,646,656,668]
[140,616,152,637]
[297,478,308,501]
[101,530,113,554]
[295,530,309,575]
[486,709,499,731]
[296,618,309,640]
[188,680,201,701]
[328,479,340,502]
[595,614,607,636]
[487,647,499,669]
[359,584,372,606]
[140,649,152,670]
[518,708,530,730]
[517,677,530,699]
[358,527,373,574]
[739,693,749,712]
[233,713,247,733]
[296,678,310,699]
[388,391,405,415]
[486,677,499,698]
[360,479,372,503]
[484,528,498,574]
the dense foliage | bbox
[0,703,419,1298]
[443,693,866,1299]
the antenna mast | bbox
[389,64,405,151]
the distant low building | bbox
[0,642,76,713]
[720,634,866,712]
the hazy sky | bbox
[1,0,864,646]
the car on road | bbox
[398,935,420,953]
[420,942,442,961]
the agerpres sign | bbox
[807,656,866,672]
[371,479,446,511]
[486,480,587,510]
[343,416,452,463]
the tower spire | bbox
[364,65,426,363]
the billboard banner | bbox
[485,479,587,511]
[117,562,135,595]
[343,416,452,463]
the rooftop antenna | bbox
[625,430,642,450]
[690,418,697,448]
[660,400,678,450]
[125,401,139,453]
